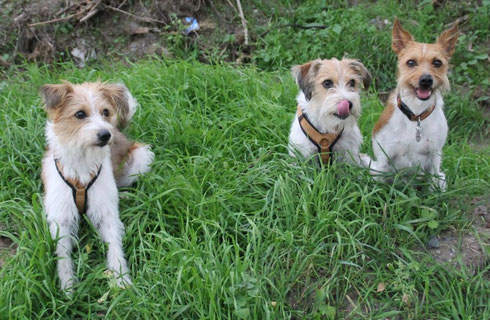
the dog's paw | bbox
[117,144,154,187]
[439,180,447,192]
[360,153,372,168]
[60,277,76,295]
[132,144,154,175]
[115,274,132,289]
[431,172,447,192]
[105,269,132,289]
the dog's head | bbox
[41,81,133,150]
[391,17,459,101]
[292,58,371,124]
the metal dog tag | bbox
[415,117,421,142]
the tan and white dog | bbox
[370,18,459,190]
[41,81,154,292]
[288,58,371,166]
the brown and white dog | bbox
[288,58,371,167]
[370,18,459,190]
[41,81,154,292]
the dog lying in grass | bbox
[370,18,459,191]
[41,81,154,292]
[288,58,371,167]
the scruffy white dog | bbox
[370,18,459,190]
[41,81,154,292]
[288,58,371,166]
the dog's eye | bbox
[322,80,333,89]
[406,60,416,67]
[102,109,110,117]
[74,111,87,119]
[432,59,442,68]
[348,79,356,88]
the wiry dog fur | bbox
[288,58,372,166]
[369,18,459,190]
[41,81,154,292]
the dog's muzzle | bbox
[415,74,433,100]
[96,129,111,147]
[334,99,353,119]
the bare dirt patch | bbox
[340,288,366,319]
[0,0,178,64]
[424,196,489,273]
[0,0,249,71]
[428,230,486,271]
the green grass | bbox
[0,58,488,319]
[1,0,489,318]
[252,0,490,91]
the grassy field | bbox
[1,0,489,319]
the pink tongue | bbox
[417,88,431,99]
[337,99,350,117]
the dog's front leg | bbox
[359,153,373,168]
[49,216,78,293]
[369,156,391,182]
[370,139,397,182]
[427,151,446,191]
[92,209,132,287]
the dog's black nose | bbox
[97,130,111,142]
[348,101,353,110]
[419,74,433,88]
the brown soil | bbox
[340,288,367,319]
[0,0,250,71]
[423,196,489,273]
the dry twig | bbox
[28,0,102,27]
[28,13,78,27]
[104,5,166,24]
[235,0,249,46]
[79,8,100,23]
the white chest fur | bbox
[371,95,448,190]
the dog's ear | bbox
[349,60,372,90]
[40,82,73,111]
[100,83,136,129]
[291,60,320,101]
[437,21,459,59]
[391,17,414,54]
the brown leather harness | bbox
[54,158,102,214]
[297,105,343,165]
